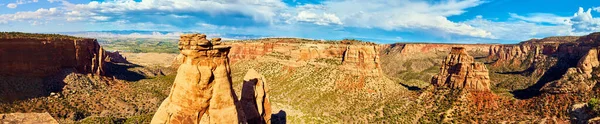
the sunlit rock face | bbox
[432,47,491,91]
[0,35,107,77]
[151,34,239,124]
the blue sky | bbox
[0,0,599,44]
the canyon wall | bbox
[226,39,381,74]
[381,43,492,56]
[487,33,600,94]
[0,36,107,77]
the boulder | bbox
[431,47,491,91]
[151,34,239,124]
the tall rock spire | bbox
[151,33,239,123]
[432,47,491,91]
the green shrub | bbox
[589,98,600,114]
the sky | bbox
[0,0,599,44]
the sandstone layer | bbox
[0,33,107,77]
[0,112,58,124]
[240,69,272,124]
[151,34,239,124]
[226,39,382,75]
[381,43,492,56]
[431,47,491,91]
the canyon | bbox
[2,32,600,123]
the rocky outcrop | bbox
[105,51,129,63]
[240,69,272,124]
[152,34,239,123]
[541,47,600,94]
[0,34,107,77]
[0,112,58,124]
[487,36,581,68]
[431,47,491,91]
[341,45,381,73]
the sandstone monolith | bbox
[151,34,239,124]
[431,47,491,91]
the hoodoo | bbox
[431,47,491,91]
[151,34,239,123]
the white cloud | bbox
[293,11,342,25]
[286,0,493,39]
[0,8,61,24]
[569,7,600,32]
[61,0,287,24]
[465,16,573,41]
[7,3,17,8]
[594,6,600,12]
[502,7,600,39]
[509,13,570,25]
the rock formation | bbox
[0,33,107,77]
[224,39,382,74]
[431,47,491,91]
[0,112,58,124]
[240,69,272,124]
[151,34,239,123]
[381,43,492,56]
[541,47,600,94]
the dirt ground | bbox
[120,52,177,67]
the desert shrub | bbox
[589,98,600,114]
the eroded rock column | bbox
[240,69,272,124]
[431,47,491,91]
[151,34,239,124]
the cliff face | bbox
[226,39,381,75]
[0,37,107,77]
[382,43,492,56]
[487,33,600,94]
[431,47,491,91]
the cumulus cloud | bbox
[569,7,600,32]
[511,7,600,34]
[293,11,342,25]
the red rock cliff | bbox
[0,34,107,77]
[226,39,381,74]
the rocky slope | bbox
[431,47,491,91]
[0,32,107,77]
